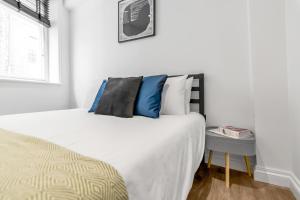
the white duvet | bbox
[0,109,206,200]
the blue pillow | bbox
[135,75,167,118]
[89,80,107,112]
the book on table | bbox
[209,126,253,139]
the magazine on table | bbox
[209,126,253,139]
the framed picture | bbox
[118,0,155,43]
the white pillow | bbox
[185,77,194,114]
[160,75,188,115]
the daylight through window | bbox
[0,3,48,81]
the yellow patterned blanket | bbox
[0,129,128,200]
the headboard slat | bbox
[191,87,200,91]
[190,99,201,104]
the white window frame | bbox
[0,2,51,84]
[43,26,50,83]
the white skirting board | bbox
[290,173,300,200]
[254,166,300,200]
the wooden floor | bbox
[188,166,295,200]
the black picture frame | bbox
[118,0,155,43]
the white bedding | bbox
[0,109,206,200]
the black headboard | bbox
[169,74,205,118]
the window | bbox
[0,3,48,82]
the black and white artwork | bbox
[118,0,155,43]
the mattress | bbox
[0,109,206,200]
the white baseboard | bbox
[254,166,300,199]
[254,166,291,187]
[290,173,300,200]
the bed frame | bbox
[169,74,205,118]
[189,74,205,118]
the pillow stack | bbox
[89,74,193,118]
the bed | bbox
[0,74,206,200]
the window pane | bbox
[21,0,37,11]
[0,3,47,81]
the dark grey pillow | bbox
[95,77,143,118]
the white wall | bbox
[69,0,254,130]
[248,0,292,175]
[0,0,70,115]
[286,0,300,181]
[249,1,300,196]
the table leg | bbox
[208,150,213,169]
[244,155,252,177]
[225,153,230,188]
